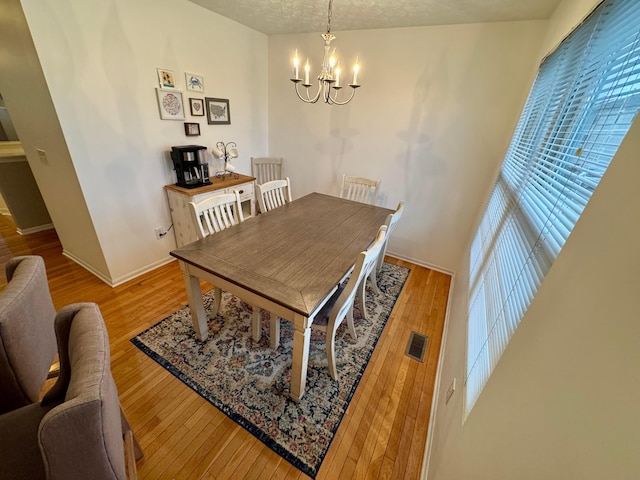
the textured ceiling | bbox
[187,0,562,35]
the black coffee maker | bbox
[170,145,211,188]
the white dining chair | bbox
[359,201,406,319]
[256,177,292,213]
[251,157,284,185]
[189,191,261,338]
[340,174,381,205]
[189,191,244,239]
[268,225,387,380]
[375,201,405,274]
[311,225,387,380]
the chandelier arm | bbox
[294,81,322,104]
[327,86,357,105]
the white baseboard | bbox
[386,250,455,276]
[16,223,54,235]
[62,249,113,285]
[109,256,176,287]
[62,249,176,287]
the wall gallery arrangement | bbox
[154,69,231,133]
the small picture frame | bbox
[157,68,176,89]
[156,88,185,120]
[189,98,205,116]
[184,122,201,136]
[205,97,230,125]
[185,72,204,93]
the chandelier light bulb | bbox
[293,49,300,80]
[352,58,360,85]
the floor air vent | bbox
[405,331,428,362]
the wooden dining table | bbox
[170,192,393,402]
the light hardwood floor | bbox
[0,214,451,479]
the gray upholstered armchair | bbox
[0,302,141,479]
[0,255,57,414]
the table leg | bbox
[182,271,208,341]
[212,287,221,316]
[270,316,280,350]
[290,314,310,402]
[252,307,262,342]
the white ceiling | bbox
[187,0,562,35]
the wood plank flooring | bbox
[0,214,451,479]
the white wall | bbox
[268,21,546,272]
[427,1,640,479]
[14,0,268,284]
[0,0,110,278]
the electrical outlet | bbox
[154,227,167,240]
[445,378,456,405]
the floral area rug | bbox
[131,262,410,478]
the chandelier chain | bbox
[327,0,333,33]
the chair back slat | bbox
[340,174,381,205]
[376,201,405,271]
[330,225,387,328]
[251,157,284,185]
[256,177,292,214]
[189,191,244,239]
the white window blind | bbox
[466,0,640,417]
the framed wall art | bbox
[205,97,230,125]
[185,72,204,93]
[156,88,185,120]
[157,68,176,89]
[184,122,201,136]
[189,97,205,116]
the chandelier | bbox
[290,0,361,105]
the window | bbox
[465,0,640,417]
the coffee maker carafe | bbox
[170,145,211,188]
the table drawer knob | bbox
[238,189,244,194]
